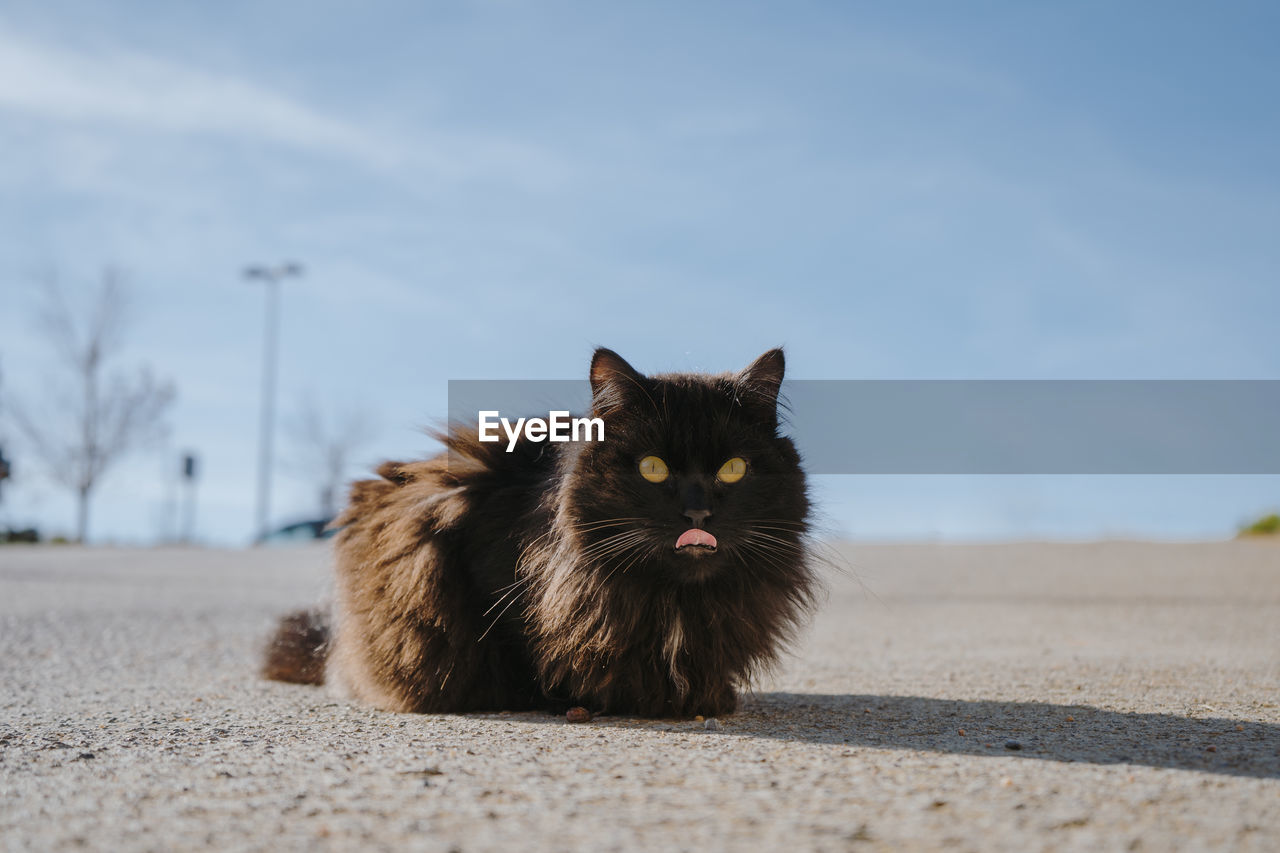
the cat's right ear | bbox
[734,347,787,425]
[590,347,646,416]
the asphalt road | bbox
[2,541,1278,851]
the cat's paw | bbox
[694,685,738,717]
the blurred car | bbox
[258,518,338,546]
[0,527,40,544]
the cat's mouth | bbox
[675,528,718,553]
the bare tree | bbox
[285,395,374,519]
[10,269,176,542]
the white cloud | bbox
[0,20,568,188]
[0,22,399,166]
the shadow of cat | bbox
[585,692,1280,780]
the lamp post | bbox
[244,262,303,544]
[181,451,199,544]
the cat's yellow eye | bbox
[717,457,747,483]
[638,456,669,483]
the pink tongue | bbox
[676,528,718,549]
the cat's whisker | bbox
[575,529,638,550]
[570,517,647,529]
[490,575,524,591]
[598,540,654,585]
[740,530,863,595]
[487,571,532,596]
[581,540,649,570]
[794,537,860,578]
[735,539,794,575]
[737,536,816,580]
[477,582,531,643]
[740,531,806,554]
[515,527,560,570]
[569,524,644,539]
[749,526,810,536]
[593,552,634,590]
[741,525,794,537]
[741,533,803,549]
[744,528,808,547]
[573,524,642,538]
[740,520,854,571]
[797,540,883,606]
[568,523,650,551]
[484,579,526,606]
[576,529,650,562]
[576,535,637,561]
[482,574,532,619]
[608,542,658,584]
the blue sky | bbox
[2,1,1278,544]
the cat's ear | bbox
[590,347,646,415]
[738,348,786,413]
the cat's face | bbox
[562,348,809,585]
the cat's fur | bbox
[263,348,816,717]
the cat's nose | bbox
[683,508,712,526]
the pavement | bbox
[1,540,1277,852]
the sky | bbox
[1,1,1279,544]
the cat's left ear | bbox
[590,347,647,416]
[738,348,786,413]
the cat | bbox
[263,347,817,718]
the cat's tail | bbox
[261,608,330,685]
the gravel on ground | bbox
[1,541,1277,852]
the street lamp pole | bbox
[244,262,302,544]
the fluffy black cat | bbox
[263,348,817,717]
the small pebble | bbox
[1235,725,1244,732]
[1205,745,1216,753]
[704,718,721,731]
[957,728,966,736]
[565,707,592,723]
[695,715,704,722]
[1065,715,1074,722]
[1004,740,1022,751]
